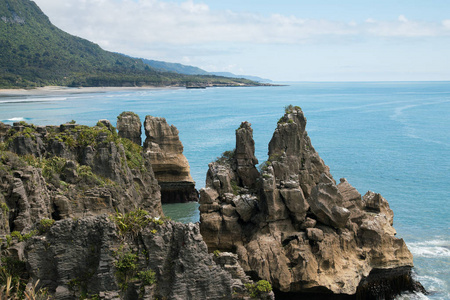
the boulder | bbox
[306,227,324,241]
[233,194,258,222]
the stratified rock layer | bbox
[20,215,273,299]
[117,112,142,145]
[199,107,420,298]
[144,116,198,203]
[0,117,273,300]
[0,120,162,234]
[235,122,259,189]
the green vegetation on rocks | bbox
[110,209,160,292]
[137,269,156,286]
[0,256,28,299]
[1,121,147,179]
[245,280,273,298]
[215,149,235,166]
[111,208,163,240]
[113,249,139,291]
[284,104,301,114]
[37,218,55,234]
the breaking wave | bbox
[5,117,25,122]
[408,240,450,258]
[0,97,67,104]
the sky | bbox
[32,0,450,81]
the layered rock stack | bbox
[116,111,142,145]
[144,116,198,203]
[199,106,423,299]
[235,121,259,189]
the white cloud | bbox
[30,0,450,73]
[33,0,450,49]
[398,15,408,23]
[443,20,450,29]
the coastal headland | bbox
[0,107,425,299]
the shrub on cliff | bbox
[37,218,55,234]
[284,104,301,114]
[117,111,140,121]
[215,149,235,166]
[111,208,163,240]
[245,280,272,298]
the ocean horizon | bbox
[0,81,448,299]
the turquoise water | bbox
[0,82,449,299]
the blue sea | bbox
[0,82,449,299]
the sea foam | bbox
[0,97,67,104]
[409,240,450,258]
[6,117,25,122]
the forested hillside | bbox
[0,0,256,88]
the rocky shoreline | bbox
[0,107,424,299]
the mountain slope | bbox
[141,58,210,76]
[142,59,272,82]
[0,0,257,88]
[210,71,272,83]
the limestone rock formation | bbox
[4,215,272,300]
[235,122,259,189]
[144,116,198,203]
[0,119,162,234]
[0,122,10,142]
[0,117,273,300]
[199,106,422,299]
[117,111,142,145]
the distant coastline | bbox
[0,83,280,97]
[0,85,184,96]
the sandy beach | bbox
[0,86,182,97]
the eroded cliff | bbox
[0,118,161,234]
[143,116,198,203]
[22,215,268,299]
[199,106,424,299]
[0,117,273,300]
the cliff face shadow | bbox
[273,266,426,300]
